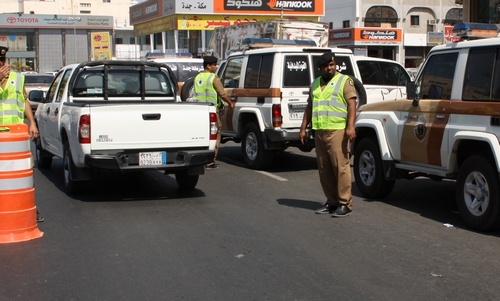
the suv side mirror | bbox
[406,81,420,106]
[29,90,44,102]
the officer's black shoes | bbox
[331,205,351,217]
[315,202,337,214]
[205,163,219,170]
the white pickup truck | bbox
[31,60,217,193]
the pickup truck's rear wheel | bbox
[242,123,274,170]
[35,138,52,169]
[63,142,82,194]
[353,137,395,198]
[175,170,199,190]
[456,155,500,231]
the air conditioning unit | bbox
[428,20,437,25]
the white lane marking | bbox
[255,170,288,182]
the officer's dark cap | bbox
[203,56,218,64]
[0,46,8,57]
[316,52,335,68]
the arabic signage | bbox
[174,0,213,13]
[329,28,402,46]
[91,32,112,61]
[444,26,461,43]
[130,0,162,25]
[214,0,323,15]
[134,14,317,35]
[0,14,113,29]
[427,32,443,45]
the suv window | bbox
[417,52,458,100]
[221,57,243,88]
[463,48,499,100]
[312,54,356,79]
[283,55,310,87]
[245,54,274,88]
[357,61,410,86]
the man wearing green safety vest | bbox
[0,46,43,222]
[193,55,234,170]
[299,52,357,217]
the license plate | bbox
[289,112,304,120]
[139,152,166,166]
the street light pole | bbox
[68,17,81,63]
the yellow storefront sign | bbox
[134,15,318,36]
[91,32,112,61]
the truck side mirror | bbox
[406,81,420,106]
[29,90,44,102]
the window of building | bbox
[80,10,91,14]
[343,20,350,28]
[410,15,419,26]
[364,6,398,27]
[130,37,135,44]
[103,0,111,3]
[115,38,123,45]
[80,3,91,7]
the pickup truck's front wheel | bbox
[63,142,82,194]
[242,123,274,170]
[353,137,395,198]
[456,155,500,231]
[35,138,52,169]
[175,170,199,190]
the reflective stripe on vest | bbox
[311,74,348,130]
[193,72,219,107]
[0,72,25,124]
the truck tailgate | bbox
[89,103,211,150]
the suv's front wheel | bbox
[241,123,274,170]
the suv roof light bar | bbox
[452,22,499,41]
[241,38,317,48]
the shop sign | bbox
[177,15,317,30]
[427,32,443,45]
[444,26,461,43]
[134,15,177,36]
[214,0,323,16]
[0,14,112,29]
[329,27,402,46]
[130,0,162,25]
[91,32,112,61]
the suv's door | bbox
[400,51,457,166]
[38,70,64,153]
[218,57,243,132]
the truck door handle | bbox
[46,107,50,114]
[54,108,58,116]
[142,113,161,120]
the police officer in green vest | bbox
[299,52,357,217]
[0,46,42,222]
[193,55,234,170]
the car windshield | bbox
[24,75,54,84]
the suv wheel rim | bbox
[463,171,489,216]
[358,150,375,186]
[245,132,258,161]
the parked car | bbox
[24,73,55,113]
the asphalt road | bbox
[1,142,500,301]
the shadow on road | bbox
[36,159,206,202]
[276,198,323,212]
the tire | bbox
[353,137,395,198]
[180,76,195,102]
[175,170,199,190]
[456,155,500,231]
[35,138,52,169]
[63,142,82,194]
[349,76,367,107]
[241,123,274,170]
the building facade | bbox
[321,0,463,67]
